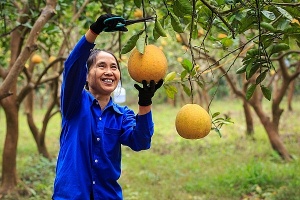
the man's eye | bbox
[111,65,118,69]
[97,64,105,68]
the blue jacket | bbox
[53,36,154,200]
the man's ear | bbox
[85,81,89,90]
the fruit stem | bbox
[188,0,198,103]
[141,0,148,45]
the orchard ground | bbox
[0,98,299,200]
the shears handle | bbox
[103,16,155,32]
[103,16,126,32]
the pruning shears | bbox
[103,16,155,31]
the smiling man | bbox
[52,13,163,200]
[86,50,121,109]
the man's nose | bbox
[104,67,113,75]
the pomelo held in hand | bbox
[127,45,168,83]
[175,104,212,139]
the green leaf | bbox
[170,12,184,33]
[180,70,188,80]
[166,20,177,39]
[120,31,143,54]
[213,118,233,124]
[283,27,300,35]
[22,22,33,29]
[213,128,222,138]
[176,0,192,15]
[246,84,256,100]
[154,19,167,37]
[236,65,247,74]
[256,70,268,85]
[247,49,260,57]
[182,83,192,96]
[221,38,234,48]
[196,80,204,88]
[261,85,271,100]
[243,59,253,70]
[178,0,193,15]
[238,15,256,33]
[269,43,290,56]
[242,56,255,66]
[173,1,185,18]
[164,71,177,82]
[136,36,145,54]
[153,26,160,40]
[225,0,235,5]
[212,112,220,118]
[181,59,193,72]
[276,6,293,21]
[165,85,178,99]
[191,23,198,39]
[261,10,276,20]
[260,34,274,48]
[260,22,276,32]
[189,67,197,77]
[246,62,260,80]
[134,0,142,8]
[213,117,233,126]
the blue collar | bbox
[87,91,124,114]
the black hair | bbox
[85,49,122,90]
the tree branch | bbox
[200,0,235,38]
[269,2,300,6]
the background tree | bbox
[0,0,57,195]
[161,0,300,160]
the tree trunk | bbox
[0,93,19,195]
[287,79,295,111]
[167,96,176,107]
[242,100,254,135]
[24,90,50,158]
[250,91,292,161]
[242,74,255,136]
[263,121,292,161]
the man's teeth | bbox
[103,79,113,83]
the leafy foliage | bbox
[153,0,300,101]
[211,111,234,137]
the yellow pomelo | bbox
[31,54,42,64]
[198,29,204,38]
[177,57,183,63]
[175,34,182,43]
[175,104,212,139]
[127,45,168,83]
[133,9,143,18]
[217,33,227,39]
[48,55,56,63]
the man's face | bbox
[87,51,120,96]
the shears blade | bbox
[124,16,156,26]
[103,16,155,29]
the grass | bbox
[0,98,299,200]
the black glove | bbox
[134,80,164,106]
[90,14,128,34]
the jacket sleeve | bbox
[60,36,95,119]
[119,108,154,151]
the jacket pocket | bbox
[103,128,122,160]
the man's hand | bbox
[134,80,164,106]
[90,14,128,34]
